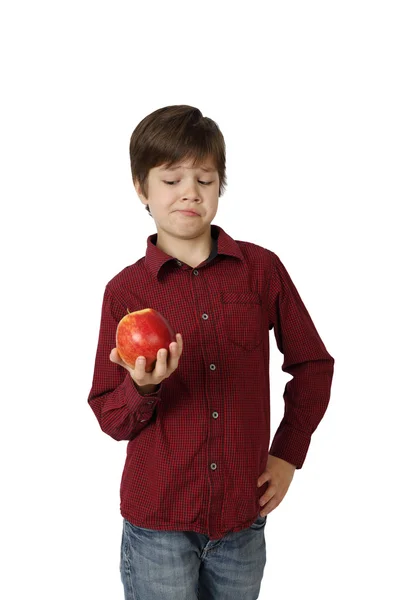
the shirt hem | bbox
[120,508,261,541]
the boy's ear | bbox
[133,178,149,207]
[134,179,145,199]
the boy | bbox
[88,105,335,600]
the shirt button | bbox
[193,269,199,275]
[146,401,154,405]
[212,411,219,419]
[176,260,182,266]
[210,463,217,470]
[210,364,216,370]
[202,313,209,320]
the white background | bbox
[1,1,399,598]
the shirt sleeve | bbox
[267,252,335,468]
[87,285,163,441]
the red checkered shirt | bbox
[88,224,334,540]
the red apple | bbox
[116,308,176,372]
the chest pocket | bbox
[220,291,263,350]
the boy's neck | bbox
[155,227,213,269]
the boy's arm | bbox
[267,252,335,469]
[87,285,162,441]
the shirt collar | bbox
[144,224,244,280]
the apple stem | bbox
[127,308,130,314]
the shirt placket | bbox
[182,263,225,538]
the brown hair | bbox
[129,105,227,217]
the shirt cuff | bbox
[121,372,162,414]
[269,424,312,469]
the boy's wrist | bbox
[133,381,160,395]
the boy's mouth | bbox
[177,210,200,216]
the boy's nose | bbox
[182,188,200,201]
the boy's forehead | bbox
[158,160,217,172]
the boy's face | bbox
[135,156,220,238]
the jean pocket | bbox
[220,291,263,350]
[249,513,267,530]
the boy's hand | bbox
[109,333,183,389]
[257,454,296,516]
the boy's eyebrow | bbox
[160,165,216,172]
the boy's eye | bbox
[163,181,212,186]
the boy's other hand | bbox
[109,333,183,389]
[257,454,296,516]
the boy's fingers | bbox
[111,335,183,381]
[109,348,122,364]
[177,333,183,353]
[154,348,168,378]
[135,355,145,369]
[166,338,181,372]
[110,348,140,375]
[170,334,182,359]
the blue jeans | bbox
[120,514,267,600]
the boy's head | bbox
[129,106,227,229]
